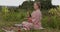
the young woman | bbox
[21,2,44,30]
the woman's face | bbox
[34,3,39,10]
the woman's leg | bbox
[22,21,33,30]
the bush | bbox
[2,6,9,13]
[1,10,27,22]
[48,6,60,16]
[42,7,60,29]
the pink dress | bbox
[22,9,42,30]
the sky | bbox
[51,0,60,5]
[0,0,60,6]
[0,0,26,6]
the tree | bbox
[35,0,55,9]
[19,1,34,10]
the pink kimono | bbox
[22,9,42,30]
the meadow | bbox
[0,6,60,32]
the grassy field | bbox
[0,21,60,32]
[0,9,60,32]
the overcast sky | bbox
[0,0,60,6]
[52,0,60,5]
[0,0,26,6]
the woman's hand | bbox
[28,17,32,23]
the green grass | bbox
[0,18,60,32]
[0,27,60,32]
[0,9,60,32]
